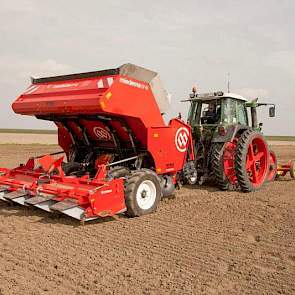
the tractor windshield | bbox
[222,98,248,125]
[188,97,248,126]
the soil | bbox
[0,144,295,294]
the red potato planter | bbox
[0,64,194,221]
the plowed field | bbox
[0,144,295,294]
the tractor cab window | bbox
[200,100,221,124]
[222,98,237,124]
[187,101,198,126]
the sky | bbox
[0,0,294,135]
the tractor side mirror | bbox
[269,106,275,117]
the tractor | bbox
[182,89,276,192]
[0,63,278,222]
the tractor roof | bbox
[187,91,248,102]
[221,92,248,101]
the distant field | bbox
[0,133,57,145]
[0,129,57,134]
[265,136,295,141]
[0,129,294,140]
[0,129,294,144]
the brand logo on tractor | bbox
[175,127,189,152]
[93,127,111,141]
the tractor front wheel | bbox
[235,130,269,192]
[124,169,161,217]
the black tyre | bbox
[211,143,236,190]
[160,175,175,198]
[109,166,130,178]
[235,130,269,192]
[182,161,198,185]
[62,162,84,176]
[124,169,161,217]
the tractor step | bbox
[0,185,10,201]
[25,194,57,212]
[3,190,30,205]
[50,199,97,221]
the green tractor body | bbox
[184,90,276,191]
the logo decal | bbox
[93,127,111,140]
[119,77,148,90]
[175,127,189,152]
[51,83,79,89]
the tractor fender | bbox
[212,125,250,143]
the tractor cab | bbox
[187,91,249,142]
[187,90,276,140]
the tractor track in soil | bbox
[0,144,295,294]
